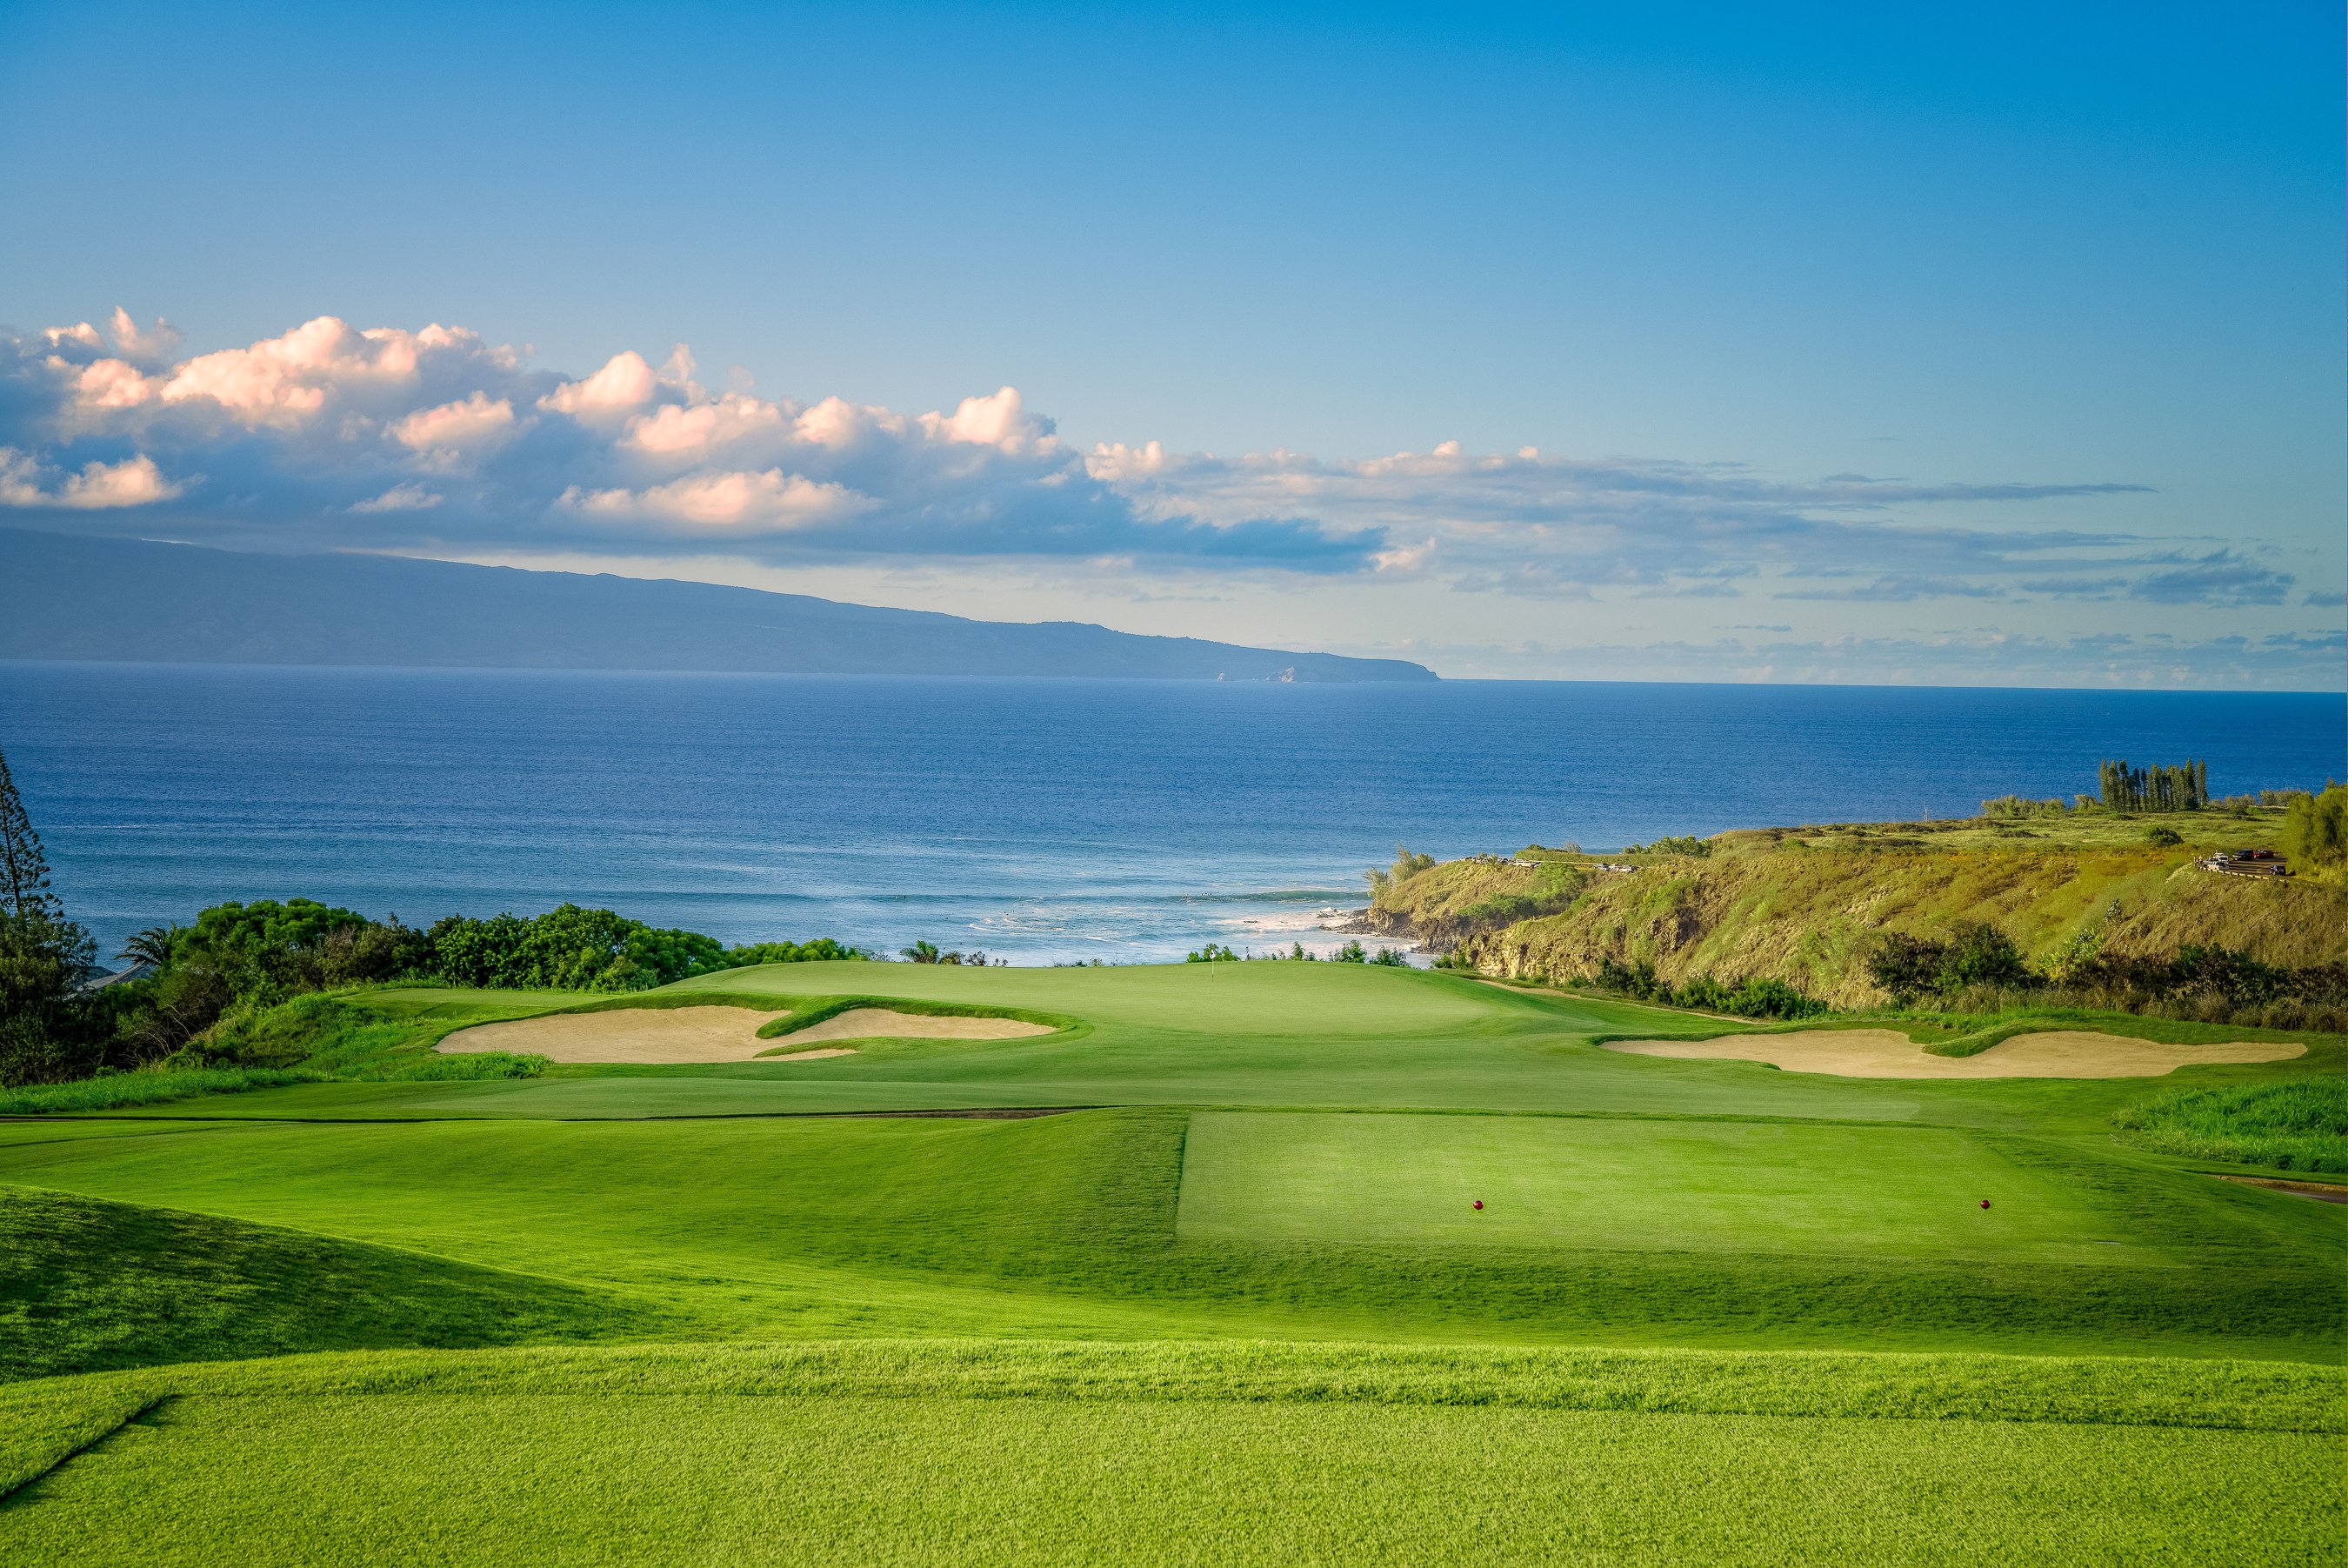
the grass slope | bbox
[0,1183,649,1379]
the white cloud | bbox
[149,316,482,427]
[1372,537,1438,576]
[9,305,2311,645]
[106,308,185,365]
[72,358,157,410]
[793,397,906,450]
[623,393,790,457]
[390,391,517,453]
[563,470,875,533]
[920,386,1054,452]
[350,483,444,513]
[0,448,178,509]
[539,350,659,422]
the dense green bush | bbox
[1595,957,1825,1020]
[1979,795,2070,819]
[1867,924,2036,1003]
[1624,836,1711,857]
[1866,920,2348,1030]
[425,905,725,991]
[727,938,863,966]
[2279,784,2346,871]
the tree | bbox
[2280,784,2348,871]
[117,924,181,969]
[0,745,61,921]
[0,909,97,1085]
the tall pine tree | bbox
[0,745,61,921]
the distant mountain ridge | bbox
[0,529,1437,682]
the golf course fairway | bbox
[3,961,2340,1563]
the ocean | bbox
[1,663,2339,964]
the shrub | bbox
[721,937,864,966]
[1980,795,2069,819]
[1366,845,1437,897]
[1866,924,2035,1004]
[1595,957,1825,1019]
[426,904,724,991]
[1624,836,1711,857]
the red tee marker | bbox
[1979,1199,1991,1209]
[1472,1199,1484,1211]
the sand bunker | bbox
[764,1008,1055,1048]
[438,1004,1053,1065]
[1605,1028,2306,1080]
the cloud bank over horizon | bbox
[2,309,2336,689]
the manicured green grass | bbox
[0,1104,2336,1358]
[2114,1075,2348,1174]
[1177,1112,2161,1262]
[5,1385,2335,1565]
[3,962,2343,1559]
[3,1340,2338,1567]
[110,960,2345,1129]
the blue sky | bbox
[2,1,2340,685]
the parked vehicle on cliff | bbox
[2202,851,2291,877]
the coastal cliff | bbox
[1377,811,2348,1011]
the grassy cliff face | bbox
[1449,812,2348,1009]
[1365,857,1588,951]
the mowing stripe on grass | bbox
[10,1340,2341,1432]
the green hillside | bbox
[1365,809,2348,1009]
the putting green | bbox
[1176,1112,2159,1262]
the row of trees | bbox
[1186,939,1410,965]
[2098,757,2207,813]
[899,940,1003,966]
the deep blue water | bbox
[1,664,2339,964]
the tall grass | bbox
[0,1068,324,1118]
[2113,1076,2348,1173]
